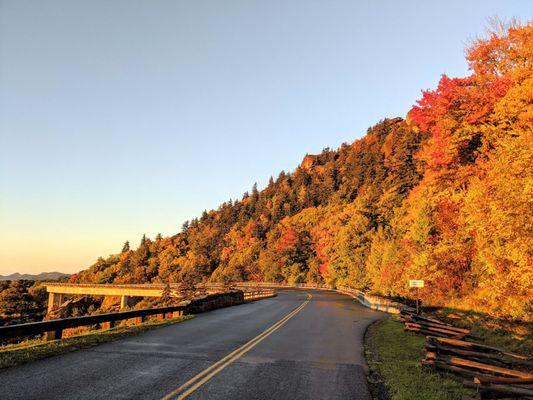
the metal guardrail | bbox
[0,289,276,342]
[0,304,188,341]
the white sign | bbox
[409,280,424,288]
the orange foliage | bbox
[73,21,532,320]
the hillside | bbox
[73,22,532,320]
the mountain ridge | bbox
[0,272,70,281]
[72,23,532,320]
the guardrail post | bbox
[157,313,165,320]
[172,310,182,318]
[102,321,115,329]
[44,329,62,341]
[135,316,145,324]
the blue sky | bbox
[0,0,530,274]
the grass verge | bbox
[0,315,194,370]
[364,316,473,400]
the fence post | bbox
[44,329,63,341]
[102,321,115,329]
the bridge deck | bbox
[43,283,173,297]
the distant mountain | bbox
[0,272,70,281]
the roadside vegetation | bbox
[0,315,193,369]
[68,20,530,324]
[0,280,48,326]
[365,312,531,400]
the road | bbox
[0,289,384,400]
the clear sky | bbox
[0,1,530,275]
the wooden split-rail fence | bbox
[399,309,533,399]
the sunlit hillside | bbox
[72,22,532,320]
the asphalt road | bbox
[0,289,384,400]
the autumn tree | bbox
[65,21,532,320]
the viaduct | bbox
[42,282,402,313]
[43,283,188,311]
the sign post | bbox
[409,280,424,314]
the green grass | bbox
[0,315,193,369]
[365,316,473,400]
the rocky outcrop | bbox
[300,154,319,170]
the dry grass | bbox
[433,307,532,356]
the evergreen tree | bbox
[160,283,174,306]
[140,234,148,246]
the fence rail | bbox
[0,305,190,341]
[0,289,275,342]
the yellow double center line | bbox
[161,293,312,400]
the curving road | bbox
[0,289,384,400]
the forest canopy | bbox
[73,21,532,321]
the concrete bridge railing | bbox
[44,283,176,311]
[230,282,404,314]
[335,286,404,314]
[43,281,404,314]
[0,289,276,343]
[42,282,277,311]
